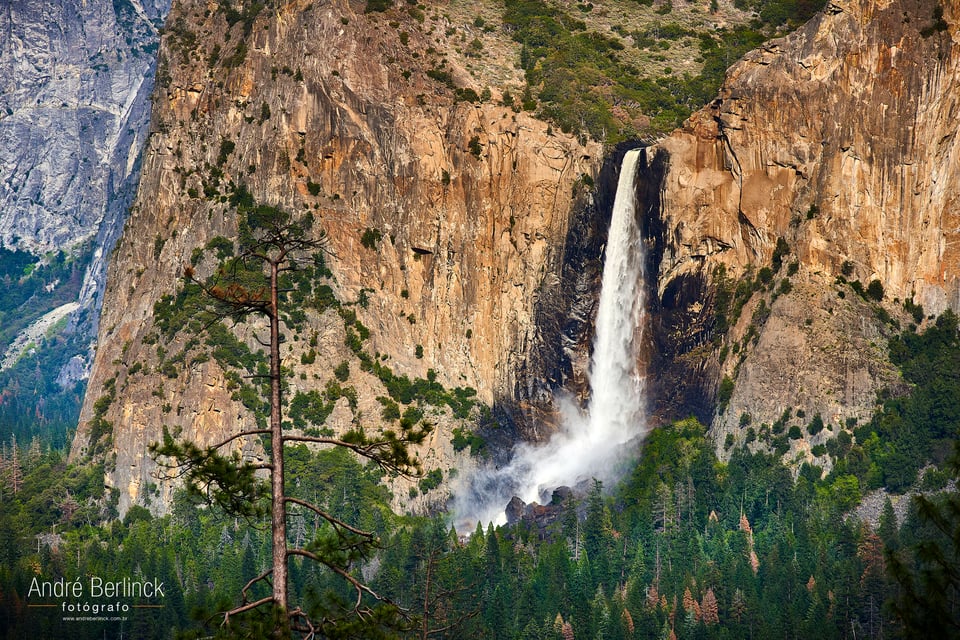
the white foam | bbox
[453,149,649,528]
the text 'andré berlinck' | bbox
[28,576,165,599]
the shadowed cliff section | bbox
[638,146,720,428]
[519,140,718,438]
[515,143,638,437]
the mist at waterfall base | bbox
[453,150,649,530]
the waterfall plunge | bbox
[454,149,648,528]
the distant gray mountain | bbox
[0,0,168,442]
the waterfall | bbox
[583,147,646,449]
[454,149,648,527]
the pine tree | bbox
[659,618,673,640]
[584,479,613,590]
[700,588,719,626]
[740,512,760,574]
[150,203,429,637]
[681,586,696,615]
[646,582,660,611]
[886,446,960,637]
[58,490,79,523]
[730,588,746,623]
[485,523,502,581]
[412,518,480,640]
[801,589,828,639]
[878,496,899,550]
[592,584,610,640]
[570,552,593,640]
[26,436,40,465]
[622,606,635,635]
[654,482,674,534]
[8,436,21,495]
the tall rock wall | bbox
[640,0,959,457]
[72,0,599,514]
[75,0,960,510]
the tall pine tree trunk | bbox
[269,257,288,618]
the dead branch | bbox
[221,596,273,628]
[208,429,273,451]
[284,497,372,538]
[282,434,422,476]
[240,569,273,604]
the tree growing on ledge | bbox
[151,201,429,638]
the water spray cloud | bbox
[454,149,649,528]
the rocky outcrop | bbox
[72,0,599,514]
[0,0,168,371]
[504,486,574,538]
[639,0,959,453]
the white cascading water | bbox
[454,149,648,527]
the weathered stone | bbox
[505,496,525,525]
[72,0,599,514]
[502,487,574,538]
[641,0,959,454]
[0,0,168,373]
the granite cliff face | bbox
[75,0,960,511]
[639,0,959,457]
[73,0,599,513]
[0,0,167,376]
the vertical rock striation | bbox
[73,0,599,513]
[0,0,168,374]
[639,0,959,452]
[75,0,960,508]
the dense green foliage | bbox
[505,0,679,138]
[3,304,959,637]
[371,419,957,640]
[365,361,477,419]
[0,336,87,450]
[849,311,960,492]
[0,248,85,349]
[886,447,960,637]
[0,246,92,448]
[359,311,960,639]
[733,0,825,27]
[0,446,392,640]
[502,0,826,140]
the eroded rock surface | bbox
[640,0,959,454]
[0,0,168,374]
[73,0,599,514]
